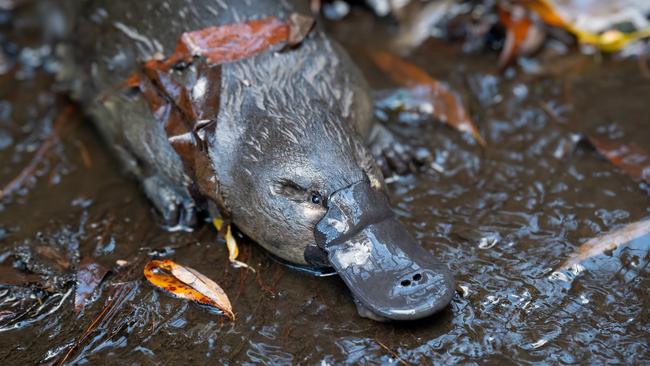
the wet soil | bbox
[0,5,649,365]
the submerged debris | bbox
[588,135,650,185]
[0,105,76,200]
[73,257,108,314]
[371,51,486,146]
[553,219,650,278]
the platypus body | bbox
[62,0,454,321]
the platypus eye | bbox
[310,191,322,205]
[272,179,326,206]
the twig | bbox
[537,100,564,124]
[375,339,412,366]
[0,105,76,199]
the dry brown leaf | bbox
[588,136,650,185]
[555,219,650,273]
[144,260,234,320]
[371,51,486,147]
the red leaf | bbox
[171,17,289,66]
[147,14,313,71]
[371,51,486,147]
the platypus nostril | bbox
[400,272,425,287]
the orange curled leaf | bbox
[371,51,485,147]
[555,219,650,273]
[588,136,650,185]
[521,0,567,28]
[144,260,234,320]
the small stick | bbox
[375,339,412,366]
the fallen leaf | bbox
[497,4,545,69]
[522,0,650,53]
[143,259,234,320]
[521,0,566,28]
[555,219,650,273]
[370,51,485,146]
[74,258,108,314]
[151,14,314,71]
[212,219,255,271]
[588,135,650,185]
[224,225,239,263]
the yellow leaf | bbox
[225,225,239,262]
[212,219,255,271]
[528,0,650,52]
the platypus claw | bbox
[143,175,197,231]
[368,124,432,177]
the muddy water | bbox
[1,6,649,365]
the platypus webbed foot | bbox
[143,175,197,231]
[367,124,432,177]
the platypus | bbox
[59,0,454,321]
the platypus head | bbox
[209,42,454,320]
[213,95,454,320]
